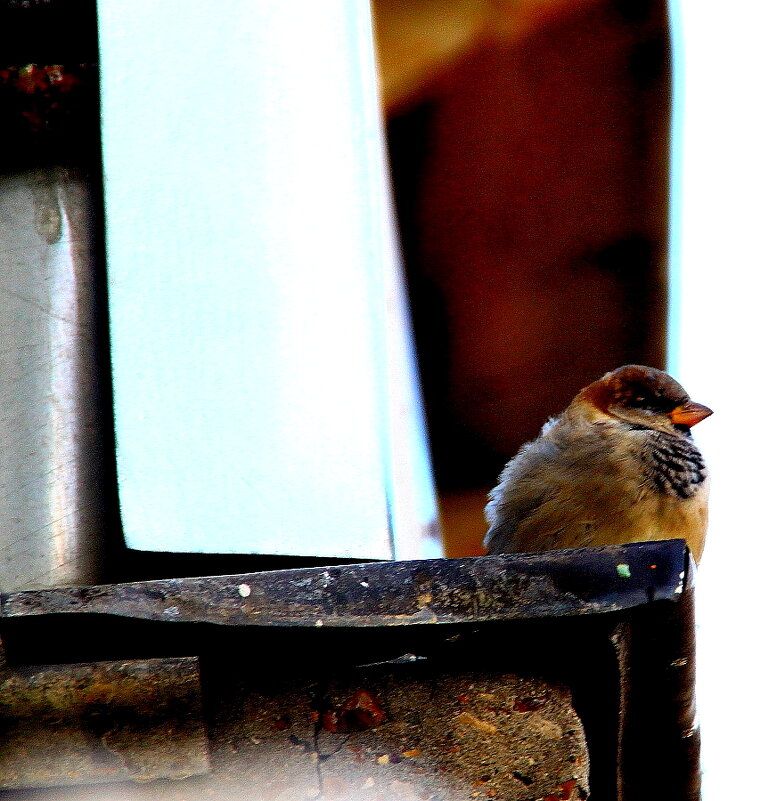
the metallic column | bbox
[0,168,104,592]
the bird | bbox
[484,365,712,562]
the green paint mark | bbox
[616,563,631,579]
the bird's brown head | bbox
[576,364,713,435]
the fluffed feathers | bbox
[484,365,712,561]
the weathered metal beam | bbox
[0,543,698,799]
[1,540,690,627]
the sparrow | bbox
[484,365,712,562]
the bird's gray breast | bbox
[642,431,706,499]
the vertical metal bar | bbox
[0,167,105,592]
[617,588,700,800]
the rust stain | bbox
[455,712,498,735]
[543,779,578,801]
[321,689,386,733]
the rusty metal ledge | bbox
[1,540,691,628]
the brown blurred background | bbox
[373,0,671,556]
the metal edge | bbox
[1,541,690,628]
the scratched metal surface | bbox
[1,540,691,626]
[0,169,105,592]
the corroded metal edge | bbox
[1,540,690,627]
[0,655,209,790]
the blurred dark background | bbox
[374,0,671,555]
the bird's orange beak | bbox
[669,401,713,427]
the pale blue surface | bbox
[98,1,438,558]
[666,0,684,376]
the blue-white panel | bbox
[98,1,397,558]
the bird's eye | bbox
[628,394,660,411]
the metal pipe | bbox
[0,167,105,591]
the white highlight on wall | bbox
[668,1,777,797]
